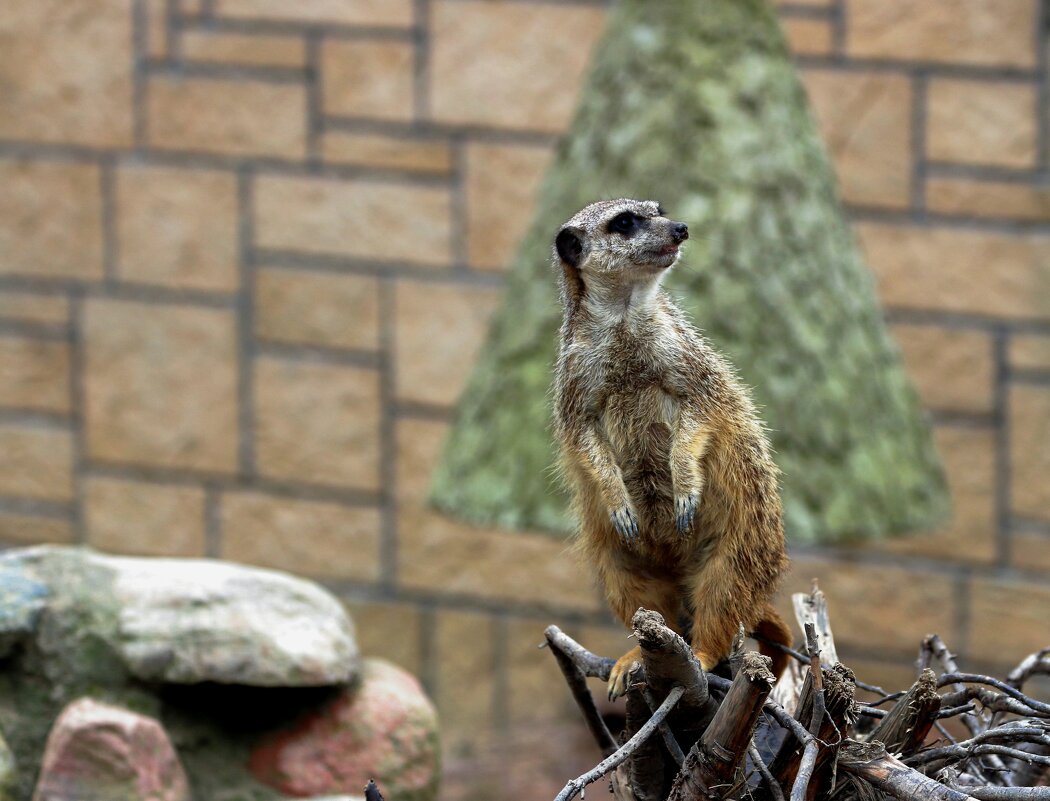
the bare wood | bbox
[790,624,827,801]
[839,740,980,801]
[666,652,776,801]
[792,584,839,667]
[554,685,686,801]
[632,609,714,717]
[869,668,941,756]
[1008,649,1050,691]
[545,626,618,756]
[966,788,1050,801]
[627,669,670,801]
[750,742,787,801]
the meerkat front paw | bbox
[674,492,699,533]
[609,503,640,542]
[607,645,642,701]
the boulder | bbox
[0,569,48,657]
[2,546,359,687]
[32,698,189,801]
[251,659,440,801]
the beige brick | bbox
[878,425,997,563]
[466,143,554,270]
[969,577,1050,665]
[0,512,73,546]
[394,281,502,406]
[254,268,379,351]
[254,357,381,490]
[1011,335,1050,372]
[430,1,606,132]
[148,76,307,159]
[216,0,413,27]
[856,223,1050,321]
[776,556,956,654]
[890,324,994,414]
[507,618,575,725]
[846,0,1037,68]
[145,0,169,59]
[255,176,452,266]
[221,490,381,580]
[85,477,205,557]
[928,80,1037,169]
[0,424,73,502]
[322,40,414,121]
[116,166,239,292]
[83,299,238,473]
[0,1,133,146]
[802,70,912,209]
[181,30,305,68]
[927,178,1050,222]
[322,132,452,175]
[0,293,69,326]
[837,654,930,702]
[1010,531,1050,573]
[0,338,70,415]
[396,418,450,505]
[1010,384,1050,522]
[344,601,422,675]
[0,160,103,281]
[398,507,602,612]
[781,18,834,56]
[434,608,495,738]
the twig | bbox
[1007,648,1050,691]
[751,742,786,801]
[937,674,1050,718]
[839,740,980,801]
[643,685,687,766]
[790,623,826,801]
[546,626,618,756]
[554,686,686,801]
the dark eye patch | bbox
[656,204,666,216]
[608,212,639,236]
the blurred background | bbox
[0,0,1048,799]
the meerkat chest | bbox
[594,340,679,456]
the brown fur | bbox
[551,199,792,697]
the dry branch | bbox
[869,668,941,756]
[839,740,979,801]
[545,625,618,756]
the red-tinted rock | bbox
[33,697,190,801]
[251,659,439,801]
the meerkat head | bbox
[553,199,688,308]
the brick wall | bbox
[0,1,1048,799]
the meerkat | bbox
[551,198,792,699]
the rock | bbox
[251,659,440,801]
[0,568,48,657]
[32,698,189,801]
[0,730,17,800]
[2,546,359,687]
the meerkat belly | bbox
[601,385,676,518]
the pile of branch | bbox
[545,585,1050,801]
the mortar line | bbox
[204,484,221,558]
[132,0,150,149]
[993,326,1013,568]
[68,292,88,546]
[1038,0,1050,166]
[235,166,257,483]
[909,69,929,216]
[305,29,323,166]
[413,0,431,121]
[100,155,119,286]
[377,275,399,589]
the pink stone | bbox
[251,659,440,801]
[33,697,190,801]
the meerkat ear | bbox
[555,227,585,268]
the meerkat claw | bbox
[610,505,639,542]
[674,493,699,534]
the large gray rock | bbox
[32,698,189,801]
[0,569,48,658]
[1,546,359,687]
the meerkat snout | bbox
[672,222,689,243]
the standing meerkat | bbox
[552,198,792,698]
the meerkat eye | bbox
[609,212,638,235]
[656,204,666,217]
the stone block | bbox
[0,512,73,545]
[506,618,574,726]
[181,30,305,67]
[254,268,379,351]
[927,178,1050,221]
[781,17,834,56]
[856,223,1050,321]
[396,418,450,505]
[254,356,381,490]
[0,1,133,146]
[0,424,73,502]
[1010,384,1050,522]
[397,507,602,612]
[801,69,912,209]
[221,490,381,580]
[343,601,423,675]
[890,323,994,413]
[434,608,495,739]
[116,165,239,292]
[1011,335,1050,372]
[85,477,206,557]
[148,76,307,159]
[83,299,239,473]
[322,132,452,174]
[466,143,554,270]
[0,292,69,326]
[927,80,1037,168]
[430,1,606,131]
[846,0,1037,68]
[0,160,103,280]
[0,338,70,415]
[1010,531,1050,573]
[394,280,502,406]
[322,40,414,120]
[216,0,413,27]
[968,576,1050,665]
[254,175,452,266]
